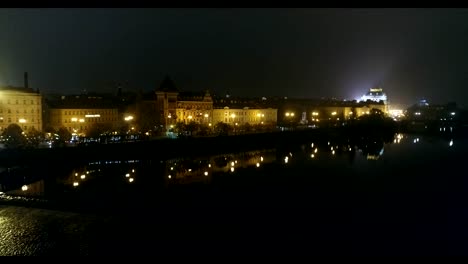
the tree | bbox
[173,122,186,135]
[87,123,113,139]
[185,121,199,136]
[2,124,27,149]
[57,127,72,142]
[26,127,44,148]
[214,122,233,136]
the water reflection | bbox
[1,133,457,209]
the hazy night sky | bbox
[1,8,468,107]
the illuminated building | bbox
[175,91,213,124]
[155,77,214,129]
[359,87,388,104]
[48,95,119,136]
[212,106,277,126]
[0,73,43,132]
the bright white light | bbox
[168,175,172,179]
[328,142,330,145]
[75,173,78,176]
[208,164,211,168]
[311,143,314,148]
[125,173,130,177]
[415,112,421,116]
[21,185,28,191]
[230,167,235,172]
[349,147,352,151]
[188,169,192,172]
[132,169,135,173]
[332,150,335,155]
[331,146,334,150]
[231,162,235,166]
[260,156,263,162]
[170,167,173,170]
[124,115,134,121]
[129,178,134,183]
[19,118,26,123]
[81,175,86,179]
[311,154,315,158]
[449,139,453,147]
[85,114,100,118]
[79,119,85,123]
[451,112,456,116]
[86,171,89,174]
[256,162,260,167]
[314,148,318,153]
[73,182,79,187]
[331,112,337,116]
[204,114,209,118]
[71,118,78,122]
[284,156,289,163]
[204,171,208,176]
[235,160,237,163]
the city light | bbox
[231,113,236,118]
[451,112,456,116]
[81,174,85,179]
[231,161,235,166]
[73,182,79,187]
[204,113,209,118]
[19,118,26,123]
[85,114,100,118]
[204,171,208,176]
[415,112,421,116]
[71,118,78,122]
[208,164,211,168]
[312,112,319,116]
[125,115,134,121]
[79,119,85,122]
[314,148,318,153]
[230,167,235,172]
[125,173,130,177]
[284,156,289,163]
[449,139,453,147]
[260,156,263,162]
[311,154,315,158]
[332,150,335,155]
[331,112,337,116]
[168,175,172,179]
[21,185,28,191]
[188,115,193,119]
[129,178,134,183]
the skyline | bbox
[1,8,468,107]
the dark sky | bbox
[1,8,468,107]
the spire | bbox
[157,75,178,92]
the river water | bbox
[1,133,467,255]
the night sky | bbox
[1,8,468,107]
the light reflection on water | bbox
[0,133,467,256]
[0,133,463,203]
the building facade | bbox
[47,95,120,136]
[0,86,42,132]
[212,107,277,126]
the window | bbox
[23,100,26,104]
[15,100,18,104]
[7,118,11,122]
[24,110,27,114]
[31,100,34,104]
[7,100,10,104]
[16,110,19,114]
[31,109,34,113]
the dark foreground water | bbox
[1,133,468,256]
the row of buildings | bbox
[0,74,392,137]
